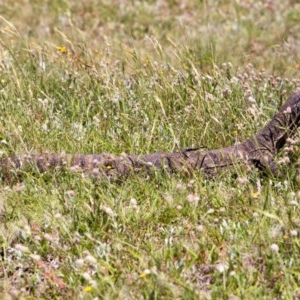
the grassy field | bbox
[0,1,300,299]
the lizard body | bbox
[1,91,300,181]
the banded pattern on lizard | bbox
[1,90,300,181]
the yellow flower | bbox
[251,191,260,198]
[57,46,67,54]
[143,57,150,67]
[84,286,92,292]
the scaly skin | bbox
[1,90,300,181]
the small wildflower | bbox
[176,182,186,190]
[139,269,151,278]
[290,229,298,237]
[130,198,138,207]
[34,235,41,241]
[90,280,98,288]
[270,243,279,253]
[55,213,62,219]
[75,258,85,267]
[287,137,299,145]
[57,46,67,54]
[246,96,256,105]
[288,192,296,198]
[278,156,290,165]
[44,233,54,242]
[187,180,195,188]
[237,177,248,184]
[222,87,232,98]
[82,272,92,281]
[186,194,200,203]
[227,62,233,68]
[186,194,194,203]
[215,262,229,273]
[230,76,238,84]
[194,195,200,202]
[207,208,214,214]
[93,115,100,125]
[85,254,97,265]
[14,244,30,253]
[84,286,93,293]
[251,191,260,198]
[196,224,204,232]
[176,205,183,210]
[283,106,292,114]
[290,200,298,206]
[101,205,116,217]
[252,212,259,218]
[284,146,294,153]
[30,254,41,261]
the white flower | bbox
[246,96,256,104]
[187,194,194,203]
[130,198,138,206]
[290,200,298,206]
[237,177,248,184]
[290,229,298,237]
[176,183,186,190]
[75,258,85,267]
[143,269,151,275]
[44,233,54,241]
[101,205,116,217]
[55,213,62,219]
[196,224,204,232]
[270,243,279,252]
[215,262,229,273]
[30,254,41,261]
[14,244,30,253]
[85,254,97,265]
[187,180,195,188]
[186,194,200,203]
[82,272,92,281]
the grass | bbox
[0,0,300,299]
